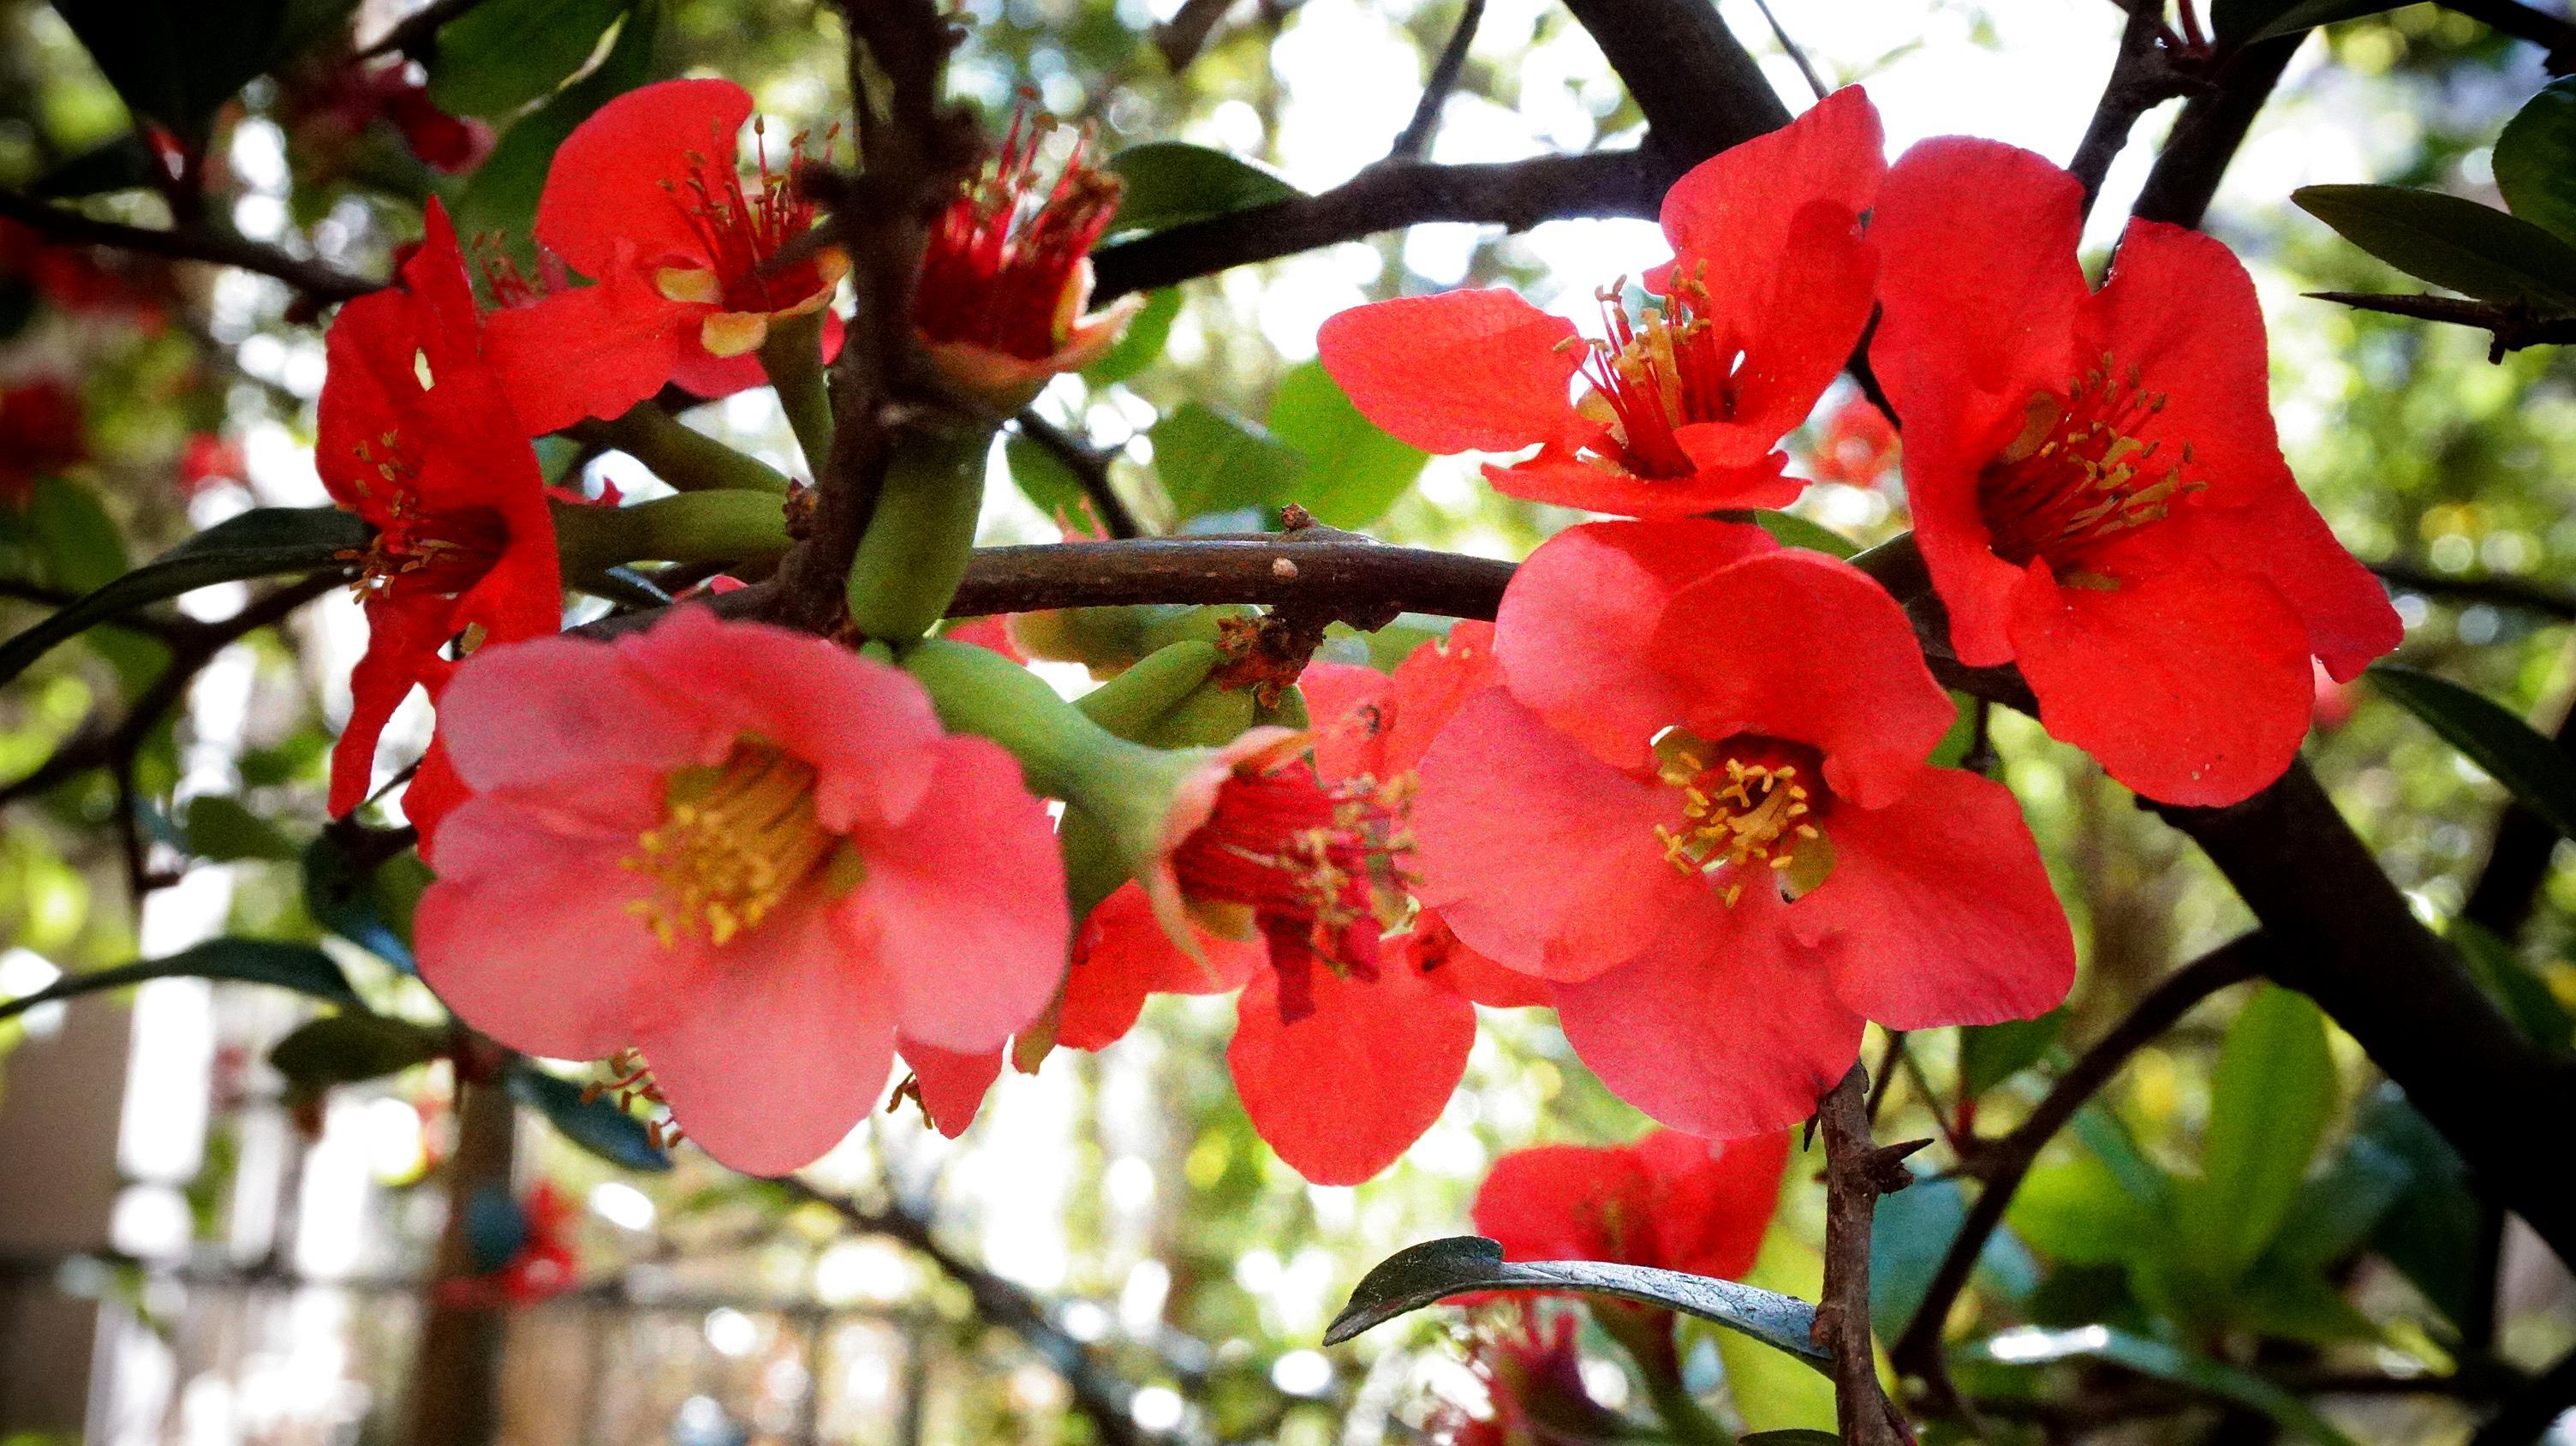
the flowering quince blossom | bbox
[1431,1305,1625,1446]
[484,78,849,434]
[318,199,560,847]
[1315,87,1882,518]
[912,105,1143,407]
[1473,1128,1789,1282]
[1870,138,2401,805]
[1415,520,2075,1138]
[0,376,85,507]
[1805,392,1900,490]
[412,608,1069,1176]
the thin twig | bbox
[1387,0,1488,161]
[355,0,494,59]
[0,190,378,303]
[1013,409,1143,539]
[2438,0,2576,73]
[1890,937,2267,1399]
[2310,290,2576,361]
[2373,560,2576,620]
[1816,1065,1922,1446]
[1748,0,1828,101]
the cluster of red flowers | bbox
[313,80,2395,1183]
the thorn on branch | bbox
[1817,1064,1917,1446]
[2309,290,2576,361]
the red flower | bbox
[1414,521,2073,1138]
[1315,87,1882,518]
[286,59,492,181]
[414,608,1069,1175]
[1433,1305,1625,1446]
[318,198,561,845]
[1869,139,2400,805]
[438,1181,580,1307]
[177,432,247,498]
[1805,392,1899,489]
[0,377,85,507]
[2,221,170,325]
[915,106,1143,406]
[483,79,847,434]
[1473,1129,1787,1281]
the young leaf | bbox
[1082,287,1183,385]
[1324,1236,1827,1365]
[456,0,665,260]
[1004,434,1094,531]
[1150,403,1303,522]
[2496,78,2576,247]
[1105,143,1302,236]
[2370,664,2576,841]
[1959,1007,2067,1098]
[1,938,359,1025]
[427,0,633,120]
[1265,361,1428,529]
[181,795,300,862]
[270,1012,444,1089]
[2293,186,2576,311]
[0,506,367,686]
[508,1063,673,1171]
[2175,985,2338,1288]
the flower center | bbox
[1568,271,1747,479]
[1172,759,1410,1018]
[623,741,848,947]
[343,432,507,599]
[655,118,838,314]
[1977,355,2202,580]
[913,104,1124,361]
[1653,732,1832,905]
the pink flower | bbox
[414,608,1069,1175]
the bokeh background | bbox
[5,0,2576,1439]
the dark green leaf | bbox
[456,0,663,259]
[1105,143,1302,236]
[2176,985,2337,1288]
[1265,361,1428,529]
[2293,186,2576,311]
[270,1012,443,1089]
[2449,917,2573,1050]
[1959,1008,2067,1097]
[1960,1326,2359,1446]
[1150,403,1303,521]
[1082,287,1183,385]
[508,1064,672,1171]
[2212,0,2404,44]
[1324,1236,1825,1365]
[25,475,130,594]
[303,832,426,972]
[427,0,631,118]
[2497,78,2576,246]
[0,506,367,686]
[2231,1262,2380,1343]
[180,795,299,862]
[2370,664,2576,841]
[1004,435,1095,531]
[1,938,358,1024]
[51,0,292,143]
[2268,1134,2412,1271]
[1869,1176,2038,1339]
[2355,1084,2482,1325]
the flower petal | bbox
[849,734,1069,1055]
[897,1037,1005,1138]
[1317,290,1584,455]
[1789,768,2074,1029]
[1653,551,1953,809]
[1060,882,1262,1050]
[536,78,752,281]
[436,626,719,793]
[1414,689,1702,981]
[1554,888,1863,1139]
[1498,520,1776,770]
[639,893,897,1176]
[1486,448,1804,518]
[1659,86,1884,295]
[483,266,695,434]
[1472,1143,1655,1263]
[1299,659,1397,784]
[1635,1129,1790,1281]
[1412,911,1553,1009]
[1228,955,1476,1186]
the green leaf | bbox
[269,1012,442,1090]
[1105,143,1302,236]
[2211,0,2404,44]
[180,795,299,862]
[2449,917,2574,1049]
[456,0,663,259]
[51,0,294,143]
[2370,664,2576,841]
[1,938,358,1025]
[508,1063,673,1171]
[1004,435,1094,531]
[2176,985,2337,1288]
[2009,1150,2161,1267]
[1324,1236,1826,1365]
[1082,287,1182,385]
[2293,185,2576,311]
[25,475,130,594]
[2230,1262,2381,1344]
[1707,1228,1837,1435]
[2355,1084,2482,1326]
[1960,1326,2360,1446]
[1265,361,1428,529]
[2267,1134,2412,1272]
[1959,1008,2067,1098]
[0,507,367,686]
[1149,403,1303,522]
[303,831,427,972]
[427,0,631,119]
[1718,509,1860,559]
[2497,79,2576,246]
[1870,1175,2039,1339]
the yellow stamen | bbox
[622,742,846,947]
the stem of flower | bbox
[550,492,792,577]
[571,404,793,494]
[844,424,994,643]
[757,309,836,480]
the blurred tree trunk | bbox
[404,1058,518,1446]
